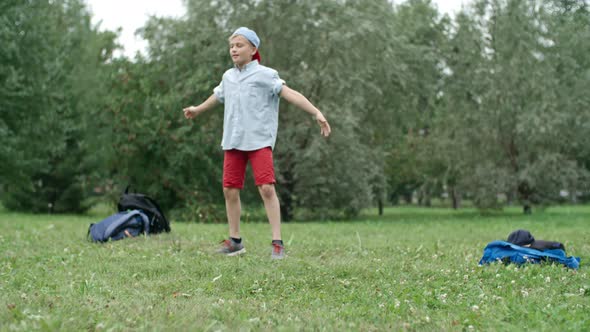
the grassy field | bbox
[1,205,588,331]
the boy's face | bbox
[229,35,256,67]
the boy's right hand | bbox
[183,106,197,119]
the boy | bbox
[183,27,330,259]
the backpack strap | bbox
[137,210,150,234]
[103,210,144,239]
[87,223,95,241]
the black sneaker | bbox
[217,238,245,256]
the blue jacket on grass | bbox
[479,241,580,269]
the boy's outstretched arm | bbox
[280,86,331,137]
[183,94,219,119]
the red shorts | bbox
[223,147,276,189]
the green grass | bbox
[1,205,588,331]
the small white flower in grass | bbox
[496,274,500,278]
[521,289,529,297]
[471,305,479,311]
[425,316,431,323]
[464,275,469,281]
[379,303,385,308]
[468,325,474,330]
[511,280,515,284]
[545,277,551,283]
[395,299,401,308]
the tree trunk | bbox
[506,190,515,205]
[518,182,533,215]
[424,194,431,207]
[278,171,294,222]
[378,198,383,216]
[279,192,293,222]
[403,192,413,204]
[523,204,532,214]
[450,186,461,209]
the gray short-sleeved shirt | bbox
[213,61,284,151]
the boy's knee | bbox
[258,184,276,200]
[223,187,240,201]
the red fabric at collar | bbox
[252,50,261,63]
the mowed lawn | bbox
[1,205,588,331]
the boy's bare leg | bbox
[258,184,281,240]
[223,187,242,238]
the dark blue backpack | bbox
[88,210,149,242]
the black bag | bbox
[117,187,171,234]
[507,229,565,252]
[88,210,149,242]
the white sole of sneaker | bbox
[226,248,246,256]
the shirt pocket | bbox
[245,83,269,119]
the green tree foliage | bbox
[4,0,589,217]
[0,0,117,212]
[383,0,451,208]
[431,0,590,212]
[240,0,393,219]
[544,0,590,180]
[89,4,237,221]
[97,0,399,220]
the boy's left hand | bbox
[316,112,331,137]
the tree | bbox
[381,0,450,208]
[543,0,590,202]
[97,0,399,220]
[0,0,117,212]
[434,0,589,212]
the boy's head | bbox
[229,27,261,66]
